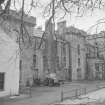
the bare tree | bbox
[1,0,105,51]
[42,0,104,18]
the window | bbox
[19,60,22,83]
[19,60,22,71]
[78,44,80,55]
[0,73,5,90]
[95,63,99,71]
[78,58,80,66]
[43,55,48,71]
[33,54,36,67]
[63,57,66,67]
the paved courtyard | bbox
[1,80,105,105]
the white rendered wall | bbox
[0,27,19,97]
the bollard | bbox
[61,90,63,101]
[29,86,32,97]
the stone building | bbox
[32,21,87,81]
[31,25,70,81]
[57,21,87,80]
[0,9,36,87]
[87,31,105,58]
[85,42,105,80]
[31,27,45,81]
[86,31,105,80]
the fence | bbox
[60,87,87,101]
[19,86,32,97]
[60,83,105,102]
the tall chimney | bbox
[45,20,55,34]
[57,21,66,35]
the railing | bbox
[19,86,32,97]
[60,87,87,101]
[60,83,105,102]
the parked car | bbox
[43,73,60,86]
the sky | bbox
[11,0,105,34]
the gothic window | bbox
[33,54,36,67]
[63,56,66,67]
[78,58,80,67]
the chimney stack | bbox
[45,20,55,33]
[57,21,66,34]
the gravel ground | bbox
[0,80,105,105]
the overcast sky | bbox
[12,0,105,34]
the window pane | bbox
[78,44,80,55]
[0,73,4,90]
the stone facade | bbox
[56,40,71,80]
[31,26,70,81]
[32,21,87,81]
[85,42,105,80]
[57,21,87,80]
